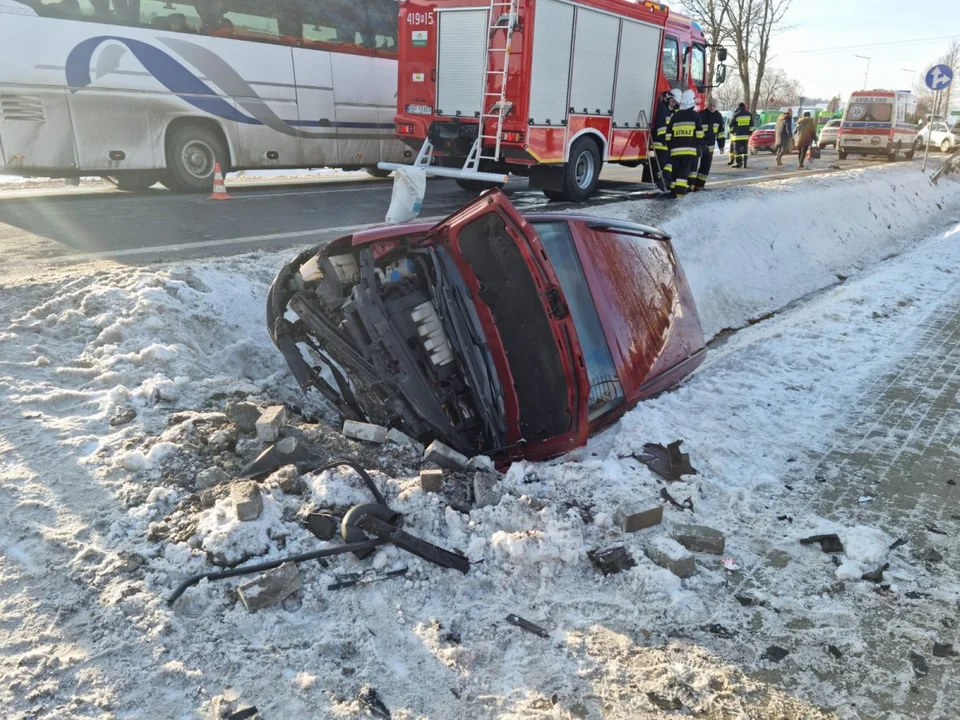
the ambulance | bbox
[381,0,726,200]
[837,90,918,161]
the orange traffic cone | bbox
[209,162,229,200]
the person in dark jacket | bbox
[775,108,793,166]
[730,102,754,168]
[691,96,725,191]
[795,111,816,167]
[666,90,704,197]
[652,88,681,190]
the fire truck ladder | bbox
[377,0,515,184]
[637,109,667,192]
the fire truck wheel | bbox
[455,179,505,192]
[563,137,601,201]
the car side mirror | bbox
[716,64,727,84]
[717,47,728,63]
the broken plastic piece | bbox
[505,613,549,638]
[227,707,259,720]
[862,563,890,583]
[587,546,636,575]
[660,487,694,512]
[636,440,697,481]
[799,533,844,553]
[305,512,338,541]
[327,567,408,591]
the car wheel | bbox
[559,137,601,201]
[105,171,159,192]
[750,148,758,155]
[904,148,915,160]
[818,142,825,149]
[942,139,952,153]
[838,149,848,160]
[915,136,925,149]
[542,189,566,201]
[365,167,393,179]
[164,124,228,193]
[455,179,505,192]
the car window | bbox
[827,120,840,128]
[532,221,624,419]
[935,123,948,132]
[762,123,775,130]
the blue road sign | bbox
[925,64,954,91]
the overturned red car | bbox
[267,192,705,463]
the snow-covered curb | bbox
[579,165,960,338]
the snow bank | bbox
[582,165,960,338]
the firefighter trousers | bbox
[670,154,695,196]
[732,139,749,167]
[691,149,714,190]
[655,148,672,191]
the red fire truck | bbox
[379,0,726,200]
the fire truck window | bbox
[691,45,705,86]
[662,36,679,82]
[297,0,373,47]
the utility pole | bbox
[902,68,915,89]
[855,55,871,90]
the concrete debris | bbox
[467,455,498,474]
[861,563,890,583]
[646,692,683,711]
[255,405,287,443]
[207,427,237,450]
[270,464,303,495]
[196,466,230,490]
[232,481,263,521]
[419,468,444,494]
[238,437,315,480]
[645,537,696,578]
[472,472,502,508]
[109,407,137,426]
[614,504,663,533]
[672,524,726,555]
[762,645,789,663]
[734,594,766,607]
[225,400,261,432]
[702,623,737,639]
[236,562,302,612]
[423,440,469,470]
[588,546,636,575]
[385,427,424,454]
[342,420,388,444]
[921,547,944,563]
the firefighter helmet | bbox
[668,89,682,104]
[680,90,696,110]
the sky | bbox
[752,0,957,103]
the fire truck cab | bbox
[382,0,719,201]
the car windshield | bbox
[762,123,776,130]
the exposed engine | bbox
[267,241,506,456]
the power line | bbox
[783,34,959,56]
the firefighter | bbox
[653,89,681,191]
[730,102,755,168]
[665,89,703,198]
[692,96,724,191]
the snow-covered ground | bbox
[2,165,960,719]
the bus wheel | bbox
[561,137,601,201]
[106,171,159,192]
[165,125,227,193]
[455,179,505,192]
[365,167,393,179]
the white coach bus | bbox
[0,0,406,191]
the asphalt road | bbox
[0,147,905,273]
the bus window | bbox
[691,44,705,87]
[34,0,127,21]
[662,36,679,84]
[297,0,373,48]
[140,0,203,31]
[366,0,398,53]
[219,0,283,40]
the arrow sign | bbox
[925,64,954,91]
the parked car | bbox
[818,119,841,149]
[749,123,777,154]
[267,192,706,464]
[915,122,960,153]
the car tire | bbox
[455,179,505,192]
[942,139,952,153]
[164,124,228,193]
[365,167,393,179]
[750,148,758,155]
[559,137,601,201]
[818,142,825,149]
[905,148,915,160]
[542,189,566,201]
[838,149,848,160]
[106,171,159,192]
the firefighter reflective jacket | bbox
[653,99,673,152]
[730,109,755,141]
[666,108,704,156]
[700,108,726,152]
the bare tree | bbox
[719,0,792,111]
[758,68,802,110]
[712,68,743,110]
[679,0,728,94]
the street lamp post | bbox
[903,68,916,89]
[855,55,871,90]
